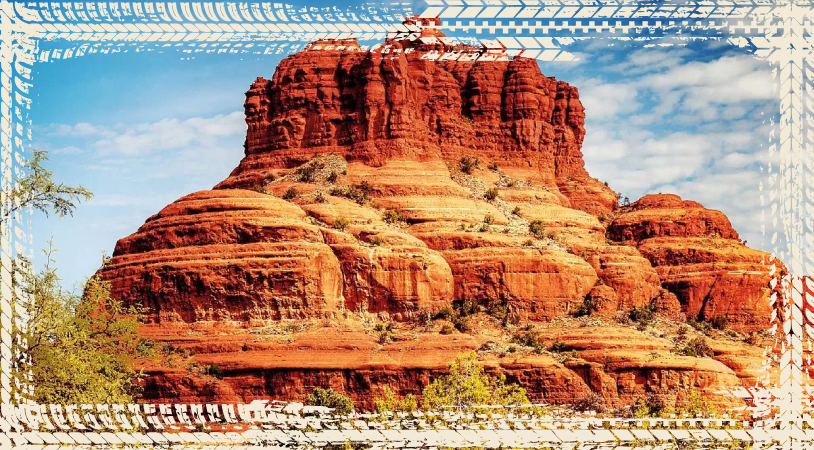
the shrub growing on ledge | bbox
[374,386,418,414]
[283,187,299,200]
[382,209,406,225]
[459,156,479,174]
[675,337,713,358]
[484,187,499,201]
[306,387,354,415]
[333,218,349,232]
[421,352,529,411]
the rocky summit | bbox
[98,28,781,411]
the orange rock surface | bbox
[96,31,778,409]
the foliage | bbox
[333,218,350,232]
[306,387,354,415]
[529,220,554,240]
[421,352,529,410]
[4,149,93,223]
[295,160,323,182]
[709,315,729,330]
[7,148,152,405]
[283,186,299,200]
[459,156,479,174]
[628,303,657,327]
[572,392,606,413]
[677,389,717,417]
[14,251,153,405]
[511,328,545,353]
[549,340,572,353]
[675,337,713,358]
[439,323,456,335]
[633,393,669,418]
[313,191,327,203]
[373,322,394,344]
[326,171,339,184]
[574,296,598,317]
[483,214,495,225]
[511,206,522,217]
[382,210,407,225]
[488,161,499,172]
[330,183,370,205]
[374,386,418,414]
[484,187,499,201]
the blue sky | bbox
[30,38,777,290]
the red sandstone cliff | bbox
[97,32,779,411]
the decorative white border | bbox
[0,0,807,447]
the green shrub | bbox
[282,187,299,200]
[512,206,522,217]
[306,387,354,415]
[488,161,499,171]
[572,392,605,413]
[677,389,717,417]
[483,214,494,225]
[295,161,324,182]
[313,191,326,203]
[421,352,529,410]
[628,303,656,326]
[382,209,406,224]
[710,315,728,330]
[676,337,713,358]
[459,156,479,174]
[333,218,349,231]
[439,323,456,335]
[330,184,369,205]
[512,329,545,353]
[326,171,338,184]
[374,322,394,344]
[529,220,555,240]
[484,187,499,201]
[549,341,572,353]
[574,296,598,317]
[374,386,418,413]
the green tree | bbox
[14,251,152,404]
[305,387,354,415]
[5,149,92,222]
[374,386,418,414]
[421,352,529,411]
[6,148,151,404]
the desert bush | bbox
[675,337,713,358]
[306,387,354,415]
[459,156,479,174]
[382,209,406,224]
[484,187,499,201]
[421,352,529,410]
[283,186,299,200]
[628,303,657,327]
[574,296,598,317]
[374,386,418,413]
[333,218,350,231]
[572,392,605,413]
[326,171,338,183]
[439,323,456,335]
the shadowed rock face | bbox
[96,33,780,408]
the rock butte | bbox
[98,22,782,409]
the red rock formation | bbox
[608,194,779,329]
[96,31,778,408]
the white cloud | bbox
[91,111,245,156]
[575,46,776,253]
